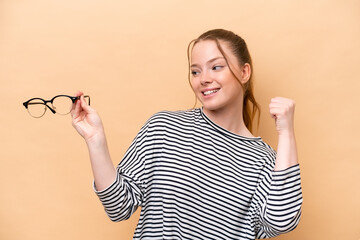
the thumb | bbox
[79,95,94,113]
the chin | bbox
[202,103,225,112]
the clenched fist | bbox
[269,97,296,136]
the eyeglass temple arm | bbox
[26,102,56,114]
[77,95,90,105]
[84,95,90,105]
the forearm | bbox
[274,132,298,171]
[257,164,302,238]
[70,93,117,191]
[86,133,116,191]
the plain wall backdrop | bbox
[1,0,359,239]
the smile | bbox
[202,89,220,96]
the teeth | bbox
[203,89,219,96]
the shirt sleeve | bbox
[256,164,303,238]
[92,118,152,222]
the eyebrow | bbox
[190,57,225,68]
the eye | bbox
[212,65,223,71]
[191,70,200,76]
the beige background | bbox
[1,0,359,239]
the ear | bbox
[240,63,251,84]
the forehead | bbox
[191,39,235,64]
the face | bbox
[190,40,250,114]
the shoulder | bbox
[234,137,277,167]
[254,140,277,166]
[136,109,200,137]
[147,108,200,125]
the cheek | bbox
[232,83,245,98]
[190,79,199,91]
[224,78,243,95]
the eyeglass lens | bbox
[27,100,47,118]
[52,96,74,115]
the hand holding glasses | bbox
[23,95,90,118]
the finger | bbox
[270,97,296,109]
[270,114,277,119]
[80,95,92,112]
[74,91,84,104]
[72,91,84,111]
[71,98,83,118]
[74,90,84,97]
[80,95,87,104]
[269,102,286,109]
[270,99,295,108]
[271,97,290,103]
[269,107,286,118]
[269,104,287,116]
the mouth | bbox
[202,88,220,96]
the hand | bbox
[269,97,296,136]
[71,91,105,143]
[71,92,116,190]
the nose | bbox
[200,72,213,85]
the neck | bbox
[203,104,254,138]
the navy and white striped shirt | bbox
[94,108,302,239]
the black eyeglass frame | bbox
[23,95,90,117]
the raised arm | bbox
[254,97,302,238]
[269,97,298,171]
[71,91,116,191]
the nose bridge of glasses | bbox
[36,99,56,114]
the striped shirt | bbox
[94,108,302,239]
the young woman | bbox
[71,29,302,239]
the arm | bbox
[256,164,302,238]
[269,97,298,171]
[71,91,116,191]
[254,97,302,238]
[71,92,144,221]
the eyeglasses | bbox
[23,95,90,118]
